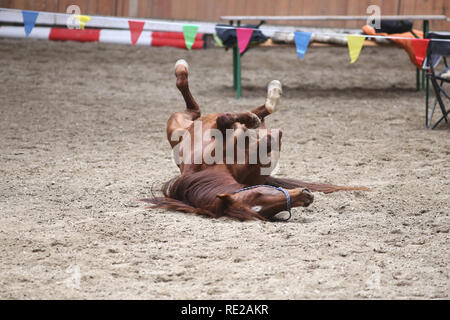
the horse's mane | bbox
[164,169,241,207]
[141,169,265,221]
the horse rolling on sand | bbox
[142,60,367,221]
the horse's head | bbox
[217,186,313,220]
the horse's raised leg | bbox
[251,80,283,120]
[216,80,282,132]
[174,59,201,119]
[216,112,261,132]
[167,60,201,147]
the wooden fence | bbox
[1,0,448,30]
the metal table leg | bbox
[416,69,420,91]
[426,71,430,128]
[236,20,242,99]
[230,20,237,91]
[233,45,237,91]
[422,20,429,90]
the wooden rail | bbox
[221,15,448,21]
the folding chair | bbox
[424,32,450,129]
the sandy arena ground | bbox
[0,38,449,299]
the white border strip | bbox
[0,8,216,34]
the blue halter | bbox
[231,185,292,221]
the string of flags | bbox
[20,10,202,49]
[290,30,435,66]
[19,10,436,67]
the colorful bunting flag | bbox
[294,32,312,59]
[411,39,430,67]
[213,34,224,48]
[346,35,365,63]
[182,25,199,50]
[128,20,145,46]
[74,15,91,30]
[22,10,39,37]
[236,28,253,54]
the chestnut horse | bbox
[142,60,367,221]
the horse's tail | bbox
[265,176,369,194]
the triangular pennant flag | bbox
[74,15,91,30]
[236,28,253,54]
[346,35,366,63]
[411,39,430,67]
[213,34,224,47]
[128,20,145,46]
[294,32,312,59]
[22,10,39,37]
[182,25,199,50]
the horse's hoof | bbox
[301,188,314,206]
[265,80,282,114]
[174,59,189,76]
